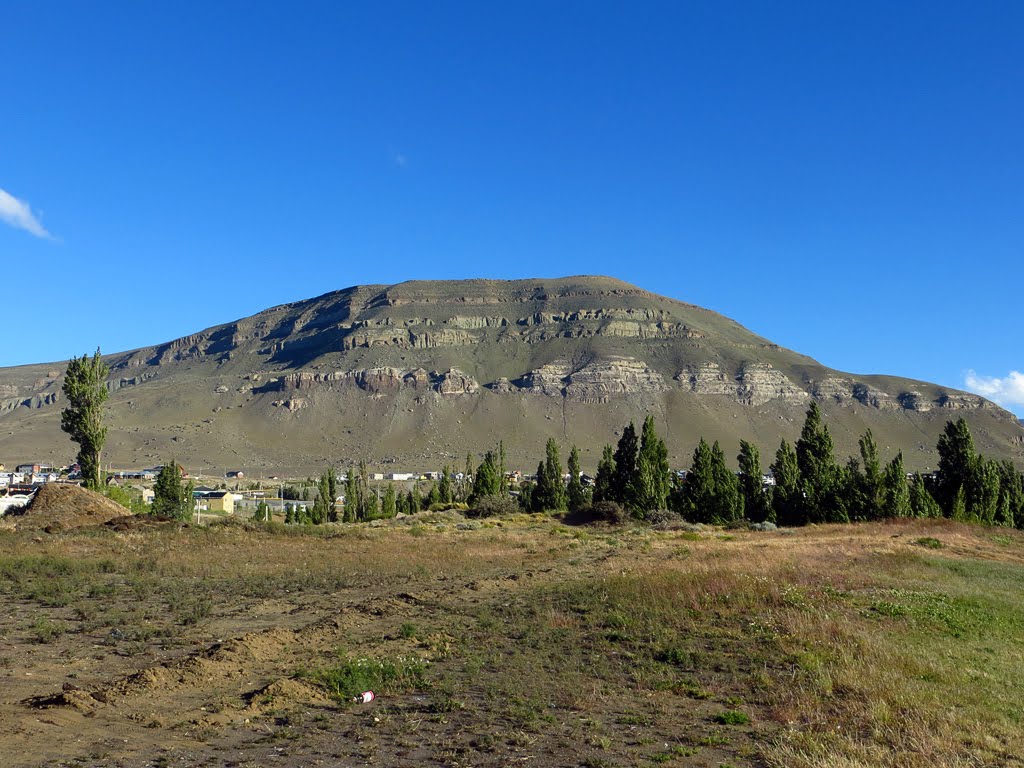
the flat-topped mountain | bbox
[2,276,1022,475]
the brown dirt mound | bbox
[15,483,132,532]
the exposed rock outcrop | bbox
[677,361,807,407]
[274,367,480,397]
[512,358,666,402]
[435,369,480,396]
[736,363,808,407]
[271,398,307,412]
[679,362,735,397]
[563,359,667,403]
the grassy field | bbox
[1,514,1022,767]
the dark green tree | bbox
[566,445,588,512]
[935,418,976,516]
[326,466,338,522]
[439,466,453,505]
[153,462,192,520]
[677,439,741,524]
[966,457,1001,525]
[880,452,910,518]
[255,500,271,523]
[344,466,359,522]
[996,461,1023,528]
[517,481,534,511]
[60,348,110,490]
[532,438,567,512]
[611,422,639,508]
[382,483,397,518]
[592,444,616,503]
[409,486,422,514]
[631,415,670,514]
[470,450,501,503]
[770,439,803,526]
[795,402,843,523]
[951,484,968,521]
[426,483,441,508]
[363,486,379,519]
[909,474,942,518]
[738,440,772,523]
[310,469,333,524]
[849,429,883,520]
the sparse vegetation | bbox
[302,653,427,702]
[1,450,1023,766]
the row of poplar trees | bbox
[503,415,671,515]
[284,407,1024,530]
[581,404,1024,528]
[760,406,1024,527]
[510,405,1024,529]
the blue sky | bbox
[2,1,1022,416]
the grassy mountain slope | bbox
[1,276,1021,475]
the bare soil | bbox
[4,484,131,533]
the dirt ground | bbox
[2,484,131,533]
[1,514,1021,768]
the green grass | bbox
[302,653,428,702]
[714,710,750,725]
[765,546,1024,767]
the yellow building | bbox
[206,491,235,514]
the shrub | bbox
[644,508,680,527]
[714,709,750,725]
[428,502,469,513]
[590,501,629,524]
[467,494,519,518]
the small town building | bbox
[206,491,235,514]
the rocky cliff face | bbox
[274,367,480,397]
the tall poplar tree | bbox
[382,483,397,518]
[439,466,453,505]
[593,445,616,504]
[532,438,566,512]
[61,348,109,490]
[857,429,883,520]
[795,402,843,522]
[153,462,192,520]
[935,418,976,516]
[770,439,802,526]
[632,416,670,514]
[738,440,772,523]
[566,445,588,511]
[677,439,741,524]
[344,466,359,522]
[611,422,638,507]
[880,452,910,518]
[470,450,501,502]
[909,473,942,518]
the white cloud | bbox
[0,187,52,239]
[964,370,1024,408]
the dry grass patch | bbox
[0,517,1021,767]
